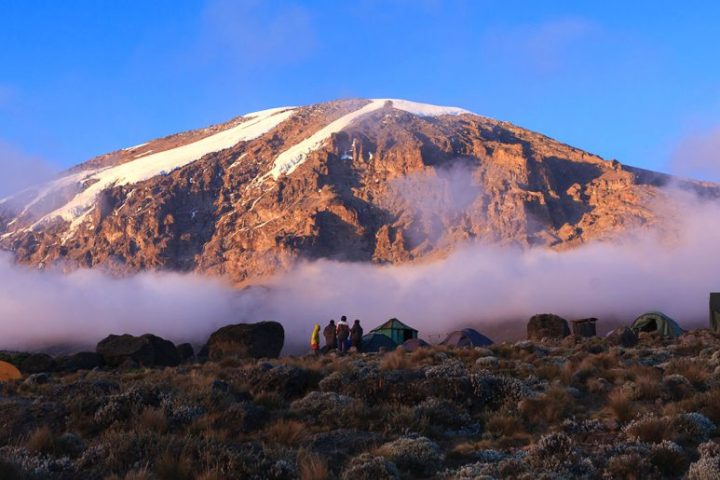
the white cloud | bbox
[0,140,57,198]
[198,0,318,68]
[669,126,720,182]
[483,17,599,74]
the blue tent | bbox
[441,328,493,347]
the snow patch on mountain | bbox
[17,106,295,233]
[264,99,471,180]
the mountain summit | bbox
[0,98,715,283]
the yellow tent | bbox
[0,360,22,381]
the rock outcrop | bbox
[527,314,571,341]
[206,321,284,360]
[57,352,103,372]
[19,353,56,374]
[96,334,180,367]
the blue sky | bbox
[1,0,719,179]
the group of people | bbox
[310,316,363,353]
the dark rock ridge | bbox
[96,333,180,367]
[206,321,285,360]
[1,98,718,284]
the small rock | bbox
[475,356,499,368]
[607,327,638,348]
[23,373,49,386]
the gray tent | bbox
[441,328,493,347]
[630,311,684,338]
[360,333,398,353]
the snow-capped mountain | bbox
[1,98,716,283]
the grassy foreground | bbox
[2,331,720,479]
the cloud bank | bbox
[0,140,57,198]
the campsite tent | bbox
[399,338,430,352]
[361,333,398,353]
[371,318,418,344]
[441,328,493,347]
[631,312,684,338]
[0,360,22,381]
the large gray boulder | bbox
[527,314,570,341]
[206,321,284,360]
[96,334,180,367]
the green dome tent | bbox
[630,311,684,338]
[370,318,418,344]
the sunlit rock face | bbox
[1,98,717,283]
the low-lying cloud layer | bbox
[1,188,719,353]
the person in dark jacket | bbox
[323,320,337,350]
[336,318,350,353]
[350,319,363,350]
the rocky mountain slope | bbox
[0,98,716,283]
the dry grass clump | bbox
[519,385,575,426]
[137,407,168,434]
[154,450,193,480]
[606,388,637,424]
[407,346,439,364]
[665,358,709,389]
[623,415,671,443]
[666,388,720,423]
[105,469,151,480]
[534,363,562,382]
[254,391,284,410]
[632,375,663,401]
[605,453,654,480]
[379,349,412,371]
[485,413,524,437]
[650,441,688,477]
[24,426,56,454]
[297,449,329,480]
[261,419,309,446]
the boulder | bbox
[96,334,180,367]
[206,321,284,360]
[527,314,570,341]
[57,352,103,372]
[19,353,56,374]
[607,327,638,348]
[176,343,194,361]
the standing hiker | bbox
[336,317,350,353]
[323,320,337,350]
[310,324,321,354]
[351,319,363,350]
